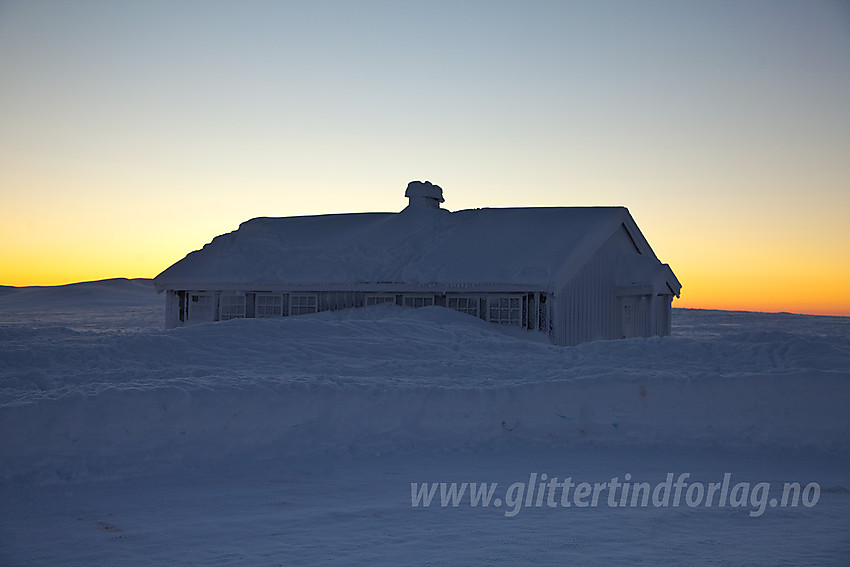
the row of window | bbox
[186,292,319,322]
[445,296,520,324]
[187,292,529,326]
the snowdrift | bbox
[1,279,849,483]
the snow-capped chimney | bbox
[404,180,444,210]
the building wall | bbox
[552,227,624,346]
[551,225,674,346]
[163,282,671,346]
[163,289,552,333]
[656,293,674,336]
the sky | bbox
[1,0,848,316]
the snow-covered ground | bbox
[1,279,849,565]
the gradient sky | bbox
[1,0,848,316]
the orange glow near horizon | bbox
[2,182,849,318]
[2,230,849,318]
[2,174,848,318]
[673,282,850,318]
[671,241,850,317]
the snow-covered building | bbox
[154,181,681,346]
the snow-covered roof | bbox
[154,185,679,294]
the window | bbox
[403,295,434,308]
[219,294,246,320]
[290,294,317,316]
[365,295,396,306]
[255,294,284,317]
[488,296,521,325]
[447,296,478,317]
[188,293,215,323]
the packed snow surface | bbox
[1,279,848,565]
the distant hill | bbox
[0,278,159,309]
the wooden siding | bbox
[656,293,673,336]
[552,225,641,346]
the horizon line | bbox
[1,277,848,319]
